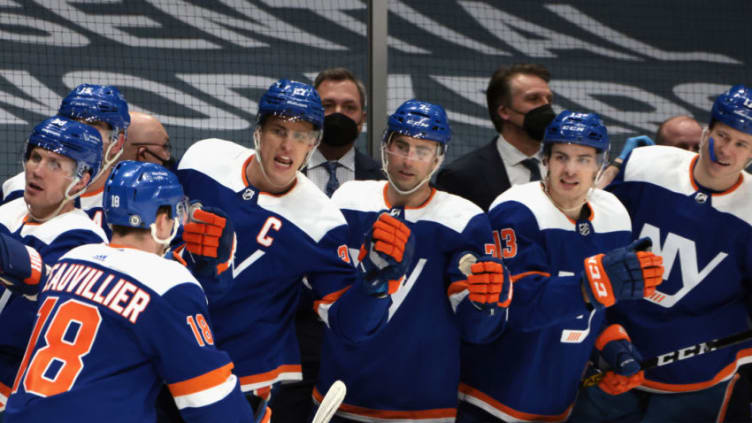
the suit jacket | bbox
[353,148,385,180]
[436,138,511,211]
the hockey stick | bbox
[312,380,347,423]
[582,328,752,387]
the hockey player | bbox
[5,161,254,423]
[0,116,108,411]
[176,79,414,420]
[1,84,130,214]
[575,86,752,421]
[314,99,512,421]
[456,111,663,422]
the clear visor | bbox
[260,115,322,146]
[384,136,440,162]
[174,197,190,226]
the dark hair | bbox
[110,205,172,238]
[486,64,551,133]
[314,67,367,111]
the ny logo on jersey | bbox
[639,223,728,308]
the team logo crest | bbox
[695,192,708,204]
[578,222,591,236]
[242,188,255,200]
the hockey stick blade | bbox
[312,380,346,423]
[582,328,752,387]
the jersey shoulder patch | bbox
[1,172,24,199]
[257,174,348,243]
[178,138,252,193]
[331,180,388,213]
[623,145,696,196]
[408,189,484,234]
[588,189,632,233]
[0,197,30,233]
[62,244,201,297]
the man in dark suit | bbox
[270,67,382,423]
[436,64,554,211]
[304,67,383,195]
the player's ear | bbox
[70,173,91,196]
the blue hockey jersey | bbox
[0,173,24,206]
[315,180,505,422]
[5,243,253,423]
[460,182,632,421]
[177,139,392,393]
[0,198,107,410]
[607,145,752,392]
[1,172,112,239]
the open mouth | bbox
[274,155,293,169]
[26,181,43,193]
[560,179,579,188]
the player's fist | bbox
[358,213,414,297]
[582,238,663,309]
[596,324,644,395]
[0,233,45,296]
[182,203,236,278]
[455,252,513,310]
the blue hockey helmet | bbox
[711,84,752,135]
[104,161,186,229]
[58,84,130,139]
[25,116,103,181]
[543,111,609,152]
[257,79,324,130]
[383,100,452,152]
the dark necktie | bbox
[520,157,542,182]
[323,161,340,197]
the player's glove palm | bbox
[358,213,414,297]
[0,233,45,296]
[583,237,663,309]
[454,252,513,310]
[596,324,644,395]
[181,204,236,279]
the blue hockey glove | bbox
[451,251,513,311]
[617,135,655,161]
[0,233,45,296]
[181,203,236,279]
[357,213,414,297]
[596,324,644,395]
[582,238,663,309]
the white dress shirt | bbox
[306,147,356,194]
[495,134,545,185]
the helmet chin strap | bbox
[380,141,444,196]
[150,218,179,250]
[26,176,84,223]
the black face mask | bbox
[522,104,556,141]
[141,148,176,172]
[322,113,359,147]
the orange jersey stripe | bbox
[643,348,752,392]
[313,387,456,419]
[239,364,302,387]
[459,383,572,422]
[716,373,739,423]
[168,362,234,397]
[313,286,350,313]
